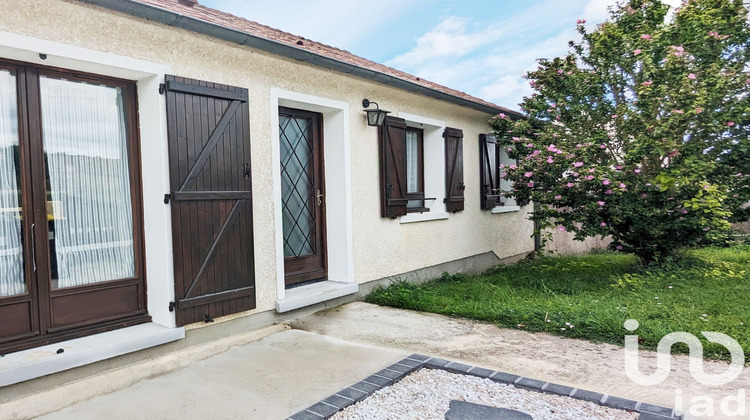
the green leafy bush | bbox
[489,0,750,263]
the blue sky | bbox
[201,0,680,111]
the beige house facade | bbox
[0,0,534,387]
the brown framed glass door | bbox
[0,63,39,345]
[279,107,326,287]
[0,60,148,353]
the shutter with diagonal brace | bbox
[379,116,408,218]
[165,75,255,326]
[480,134,502,209]
[444,127,465,213]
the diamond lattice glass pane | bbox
[280,115,315,258]
[0,69,26,297]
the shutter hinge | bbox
[203,314,214,323]
[159,83,166,95]
[164,193,171,204]
[385,184,393,199]
[168,301,175,312]
[459,182,466,191]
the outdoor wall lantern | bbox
[362,99,390,127]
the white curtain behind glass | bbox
[406,130,418,193]
[0,70,25,297]
[40,77,135,288]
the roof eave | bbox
[79,0,525,119]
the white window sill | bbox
[399,212,450,224]
[0,323,184,387]
[275,280,358,313]
[491,206,521,214]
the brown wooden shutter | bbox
[480,134,502,209]
[165,75,256,326]
[379,116,408,218]
[444,127,465,213]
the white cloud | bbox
[386,17,502,68]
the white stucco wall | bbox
[2,0,534,318]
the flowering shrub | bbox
[489,0,750,263]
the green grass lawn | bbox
[365,246,750,360]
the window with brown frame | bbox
[0,59,148,354]
[405,127,427,213]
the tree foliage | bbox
[489,0,750,263]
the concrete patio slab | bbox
[7,328,407,420]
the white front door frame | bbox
[270,88,355,308]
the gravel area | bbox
[331,369,638,420]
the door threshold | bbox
[0,323,184,387]
[276,280,358,313]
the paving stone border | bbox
[287,354,681,420]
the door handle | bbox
[315,189,324,207]
[30,223,36,272]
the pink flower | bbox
[576,19,586,24]
[558,69,564,74]
[547,156,554,164]
[600,222,607,227]
[589,168,596,173]
[611,114,618,119]
[500,172,507,178]
[597,201,605,206]
[602,179,611,186]
[605,189,613,195]
[600,144,607,149]
[695,108,703,114]
[575,144,582,148]
[572,172,579,177]
[708,31,728,40]
[727,121,735,127]
[682,209,688,214]
[634,169,641,173]
[586,175,594,180]
[566,182,575,188]
[497,113,506,118]
[558,226,567,232]
[555,195,562,200]
[526,143,534,148]
[551,103,557,108]
[527,182,534,188]
[619,183,627,189]
[641,34,652,40]
[670,45,685,57]
[573,161,584,167]
[616,245,623,250]
[509,164,518,169]
[642,81,653,86]
[633,49,642,55]
[641,193,648,198]
[688,73,697,79]
[672,109,684,114]
[524,172,533,177]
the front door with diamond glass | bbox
[279,107,326,287]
